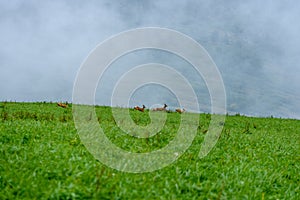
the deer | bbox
[175,108,185,114]
[134,105,146,112]
[152,104,168,111]
[57,102,68,108]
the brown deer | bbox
[57,102,68,108]
[152,104,168,111]
[134,105,146,112]
[175,108,185,114]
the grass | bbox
[0,102,299,199]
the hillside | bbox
[0,102,299,199]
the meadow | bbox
[0,102,299,199]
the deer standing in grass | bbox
[152,104,168,111]
[57,102,68,108]
[134,105,146,112]
[175,108,185,114]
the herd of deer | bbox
[134,103,185,114]
[57,102,185,114]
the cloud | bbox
[0,0,299,118]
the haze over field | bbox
[1,0,300,119]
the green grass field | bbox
[0,102,299,199]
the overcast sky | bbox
[0,0,300,119]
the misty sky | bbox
[1,0,300,119]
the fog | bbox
[1,0,299,119]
